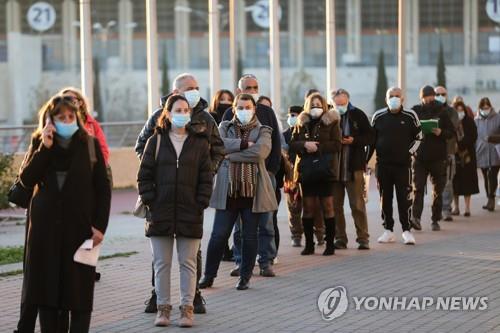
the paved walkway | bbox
[1,180,499,332]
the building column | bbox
[410,0,419,65]
[236,0,246,57]
[6,0,21,33]
[146,0,159,116]
[119,0,134,69]
[175,0,190,69]
[326,0,337,94]
[470,0,478,65]
[345,0,361,63]
[62,0,78,71]
[269,0,281,115]
[398,0,407,94]
[208,0,220,95]
[80,0,94,113]
[288,0,304,69]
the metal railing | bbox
[0,121,146,154]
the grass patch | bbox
[99,251,138,261]
[0,269,23,278]
[0,246,24,265]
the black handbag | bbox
[298,152,335,184]
[7,178,33,208]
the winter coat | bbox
[289,110,342,183]
[135,94,224,172]
[412,101,455,162]
[19,131,111,312]
[338,104,375,171]
[475,110,500,168]
[223,104,281,175]
[137,122,213,239]
[209,120,278,213]
[453,114,479,196]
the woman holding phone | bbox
[17,94,111,332]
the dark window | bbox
[419,0,464,30]
[478,0,498,28]
[157,1,175,33]
[189,0,208,32]
[361,0,398,31]
[304,0,346,32]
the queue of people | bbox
[11,73,499,331]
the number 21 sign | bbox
[27,2,56,32]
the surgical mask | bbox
[287,115,298,127]
[435,95,447,104]
[310,108,323,119]
[335,104,348,115]
[457,111,465,121]
[479,108,491,118]
[183,89,200,108]
[387,97,401,111]
[54,120,78,139]
[236,109,254,125]
[251,93,260,104]
[171,113,191,128]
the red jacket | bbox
[84,115,110,165]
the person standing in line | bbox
[209,89,234,125]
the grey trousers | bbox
[150,236,201,307]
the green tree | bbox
[93,57,103,121]
[0,154,14,209]
[436,42,446,88]
[161,45,170,97]
[374,49,388,112]
[236,43,244,84]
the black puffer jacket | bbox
[137,122,213,239]
[135,94,224,172]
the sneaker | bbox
[291,238,302,247]
[229,266,240,277]
[402,231,415,245]
[193,291,206,314]
[144,289,157,313]
[273,257,279,265]
[377,230,396,243]
[431,221,441,231]
[154,304,172,327]
[198,276,214,289]
[334,240,347,249]
[178,305,194,327]
[411,218,422,231]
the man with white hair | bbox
[135,73,224,315]
[368,87,422,245]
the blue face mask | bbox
[336,104,348,115]
[171,113,191,128]
[387,97,402,111]
[287,115,298,127]
[54,120,78,139]
[236,109,254,125]
[183,89,200,108]
[435,95,446,105]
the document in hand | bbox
[420,119,439,135]
[74,239,101,267]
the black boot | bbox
[323,217,335,256]
[301,218,315,255]
[144,288,157,313]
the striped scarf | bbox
[228,117,259,198]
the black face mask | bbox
[216,103,232,114]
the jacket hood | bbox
[297,109,340,127]
[160,93,209,114]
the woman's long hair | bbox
[33,94,87,141]
[157,94,191,129]
[303,92,328,115]
[478,97,494,112]
[58,87,91,124]
[209,89,235,114]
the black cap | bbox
[420,85,436,98]
[288,105,303,115]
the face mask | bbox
[435,95,446,104]
[183,89,200,108]
[236,109,254,125]
[287,115,298,127]
[251,93,260,104]
[310,107,323,119]
[387,97,401,111]
[457,111,465,121]
[171,113,191,128]
[54,120,78,139]
[335,104,348,115]
[480,108,491,118]
[216,103,231,113]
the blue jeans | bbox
[233,175,277,269]
[204,208,264,279]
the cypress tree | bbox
[374,49,388,111]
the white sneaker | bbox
[377,230,396,243]
[273,257,279,265]
[402,231,416,245]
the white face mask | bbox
[480,108,491,118]
[310,107,323,119]
[457,111,465,120]
[183,89,200,108]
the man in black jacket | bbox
[411,85,454,231]
[135,73,224,315]
[369,87,422,245]
[331,89,375,250]
[221,74,280,277]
